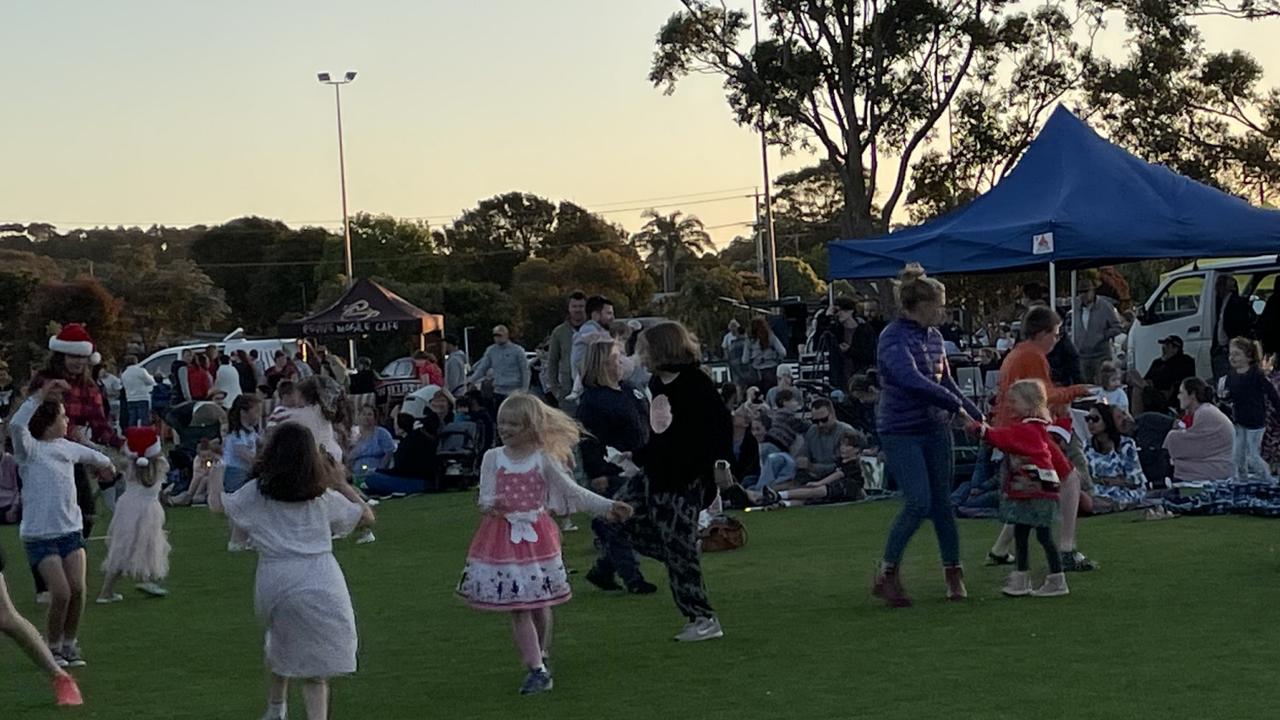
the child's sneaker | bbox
[53,673,83,706]
[519,667,554,695]
[136,582,169,597]
[1002,571,1032,597]
[228,540,251,552]
[1031,572,1070,597]
[35,591,50,605]
[356,530,377,544]
[95,593,124,604]
[60,646,86,668]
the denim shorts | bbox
[24,532,86,566]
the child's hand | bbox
[607,501,634,523]
[40,380,71,400]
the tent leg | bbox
[1070,271,1079,346]
[1048,261,1057,310]
[347,338,356,369]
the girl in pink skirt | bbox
[456,393,632,696]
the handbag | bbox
[699,514,747,552]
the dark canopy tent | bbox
[279,278,443,340]
[828,106,1280,280]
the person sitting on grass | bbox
[761,431,868,506]
[765,367,804,409]
[1162,377,1235,483]
[795,398,856,482]
[167,438,220,507]
[1084,404,1150,511]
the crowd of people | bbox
[0,265,1276,714]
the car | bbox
[1128,256,1277,379]
[140,331,314,380]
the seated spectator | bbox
[349,357,379,414]
[1098,362,1129,411]
[1084,403,1149,510]
[1163,377,1235,482]
[769,389,810,442]
[429,389,456,426]
[750,421,798,492]
[761,431,868,506]
[836,373,880,447]
[796,398,855,481]
[365,413,439,496]
[347,406,395,481]
[1128,335,1196,414]
[729,409,760,488]
[765,368,804,409]
[740,386,769,418]
[168,438,221,506]
[719,383,739,412]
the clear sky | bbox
[3,1,1277,247]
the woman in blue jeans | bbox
[871,264,982,607]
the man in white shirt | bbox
[120,355,157,428]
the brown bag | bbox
[699,515,747,552]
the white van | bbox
[1128,256,1277,379]
[139,330,313,380]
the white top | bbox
[8,397,112,540]
[476,447,615,517]
[268,404,342,463]
[100,373,123,404]
[223,428,261,470]
[1100,387,1130,411]
[213,364,242,408]
[222,482,363,560]
[121,364,157,402]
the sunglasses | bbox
[812,416,831,424]
[1086,415,1102,423]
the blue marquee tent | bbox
[827,105,1280,280]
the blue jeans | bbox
[126,400,151,428]
[750,453,796,491]
[881,427,960,567]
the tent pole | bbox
[1048,261,1057,311]
[1070,271,1079,346]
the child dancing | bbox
[972,379,1074,598]
[212,423,374,720]
[98,427,172,602]
[456,394,632,695]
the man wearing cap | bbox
[467,325,530,404]
[1129,335,1197,414]
[1071,279,1122,385]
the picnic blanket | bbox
[1161,481,1280,517]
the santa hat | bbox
[49,323,95,358]
[124,427,163,467]
[1047,417,1073,443]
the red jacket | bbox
[984,418,1072,501]
[187,363,212,400]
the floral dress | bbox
[1086,437,1149,508]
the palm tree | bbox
[631,209,714,294]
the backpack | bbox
[699,514,747,553]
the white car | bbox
[140,330,312,379]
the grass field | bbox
[1,493,1278,720]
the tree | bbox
[631,209,713,293]
[776,256,826,299]
[510,246,657,342]
[96,246,230,351]
[651,0,1067,237]
[324,213,437,285]
[439,192,558,286]
[13,278,126,376]
[191,217,293,332]
[663,264,765,349]
[541,201,634,260]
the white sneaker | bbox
[95,593,124,605]
[365,498,380,507]
[227,540,251,553]
[1002,571,1032,597]
[35,592,50,605]
[356,530,377,545]
[674,617,723,642]
[560,518,579,532]
[136,582,169,597]
[1030,572,1070,598]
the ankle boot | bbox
[1031,572,1070,597]
[1002,570,1032,597]
[872,564,912,608]
[944,566,967,601]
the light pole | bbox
[318,70,358,366]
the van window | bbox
[1149,274,1205,322]
[142,352,177,377]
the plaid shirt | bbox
[32,373,122,449]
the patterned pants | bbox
[596,474,715,621]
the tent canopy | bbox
[828,105,1280,280]
[278,279,443,339]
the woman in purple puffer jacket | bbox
[871,264,983,608]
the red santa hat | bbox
[49,323,95,358]
[124,427,163,467]
[1047,417,1073,443]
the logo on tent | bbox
[340,300,381,322]
[1032,232,1054,255]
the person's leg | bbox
[60,550,87,648]
[1013,524,1032,572]
[778,486,828,502]
[1036,526,1063,574]
[653,491,715,621]
[510,611,544,669]
[301,679,329,720]
[98,571,121,601]
[0,574,65,676]
[36,556,70,648]
[991,524,1016,557]
[265,673,289,719]
[880,434,932,566]
[1233,424,1248,479]
[1246,427,1273,481]
[923,428,959,566]
[532,607,553,661]
[1058,470,1081,553]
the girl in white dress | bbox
[213,423,374,720]
[455,393,632,695]
[97,427,172,602]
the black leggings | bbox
[1014,523,1062,573]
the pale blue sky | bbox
[3,1,1277,246]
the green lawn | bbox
[2,494,1278,720]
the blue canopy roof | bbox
[828,105,1280,279]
